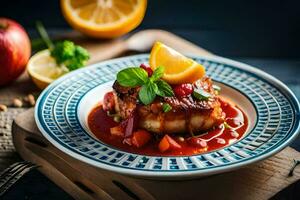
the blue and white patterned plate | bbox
[35,54,300,179]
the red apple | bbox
[0,18,31,86]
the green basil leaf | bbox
[155,79,174,97]
[162,103,172,112]
[150,66,164,81]
[138,82,158,105]
[117,67,148,87]
[193,88,211,100]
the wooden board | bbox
[12,108,300,200]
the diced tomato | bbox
[158,135,181,152]
[140,63,153,76]
[103,92,115,112]
[110,125,124,136]
[131,130,152,148]
[173,84,193,97]
[158,136,170,152]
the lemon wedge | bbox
[27,49,68,89]
[150,42,206,84]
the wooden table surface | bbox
[1,32,300,199]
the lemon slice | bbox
[150,42,206,84]
[61,0,147,38]
[27,50,68,89]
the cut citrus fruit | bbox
[27,50,68,89]
[150,42,206,84]
[61,0,147,38]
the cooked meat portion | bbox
[138,102,223,134]
[164,77,218,112]
[111,77,224,134]
[112,81,139,119]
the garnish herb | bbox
[150,67,164,82]
[162,103,172,112]
[223,121,232,129]
[213,84,221,92]
[36,21,90,71]
[192,88,211,100]
[155,79,174,97]
[116,67,148,87]
[51,41,90,71]
[138,81,158,105]
[117,66,174,105]
[36,21,54,49]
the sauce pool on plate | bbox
[88,97,248,156]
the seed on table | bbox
[13,98,23,108]
[0,104,7,112]
[27,94,35,106]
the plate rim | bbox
[35,54,300,179]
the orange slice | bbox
[61,0,147,38]
[149,42,206,84]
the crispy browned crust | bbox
[112,77,224,134]
[112,81,139,119]
[163,77,219,112]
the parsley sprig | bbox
[117,66,174,105]
[50,41,89,71]
[36,21,89,71]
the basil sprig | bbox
[117,66,174,105]
[116,67,148,87]
[155,79,174,97]
[139,81,158,105]
[150,66,164,81]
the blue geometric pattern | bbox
[35,54,300,177]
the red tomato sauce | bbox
[88,98,248,156]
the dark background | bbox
[1,0,300,58]
[1,0,300,199]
